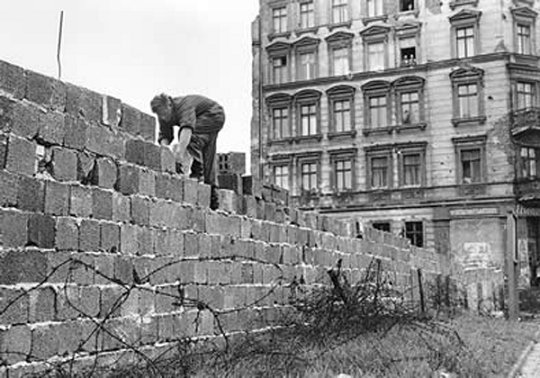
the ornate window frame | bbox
[395,22,421,68]
[293,89,323,142]
[393,76,426,132]
[266,41,291,85]
[448,9,482,59]
[511,7,538,56]
[326,85,356,138]
[450,67,486,127]
[326,31,354,77]
[360,25,391,72]
[329,148,356,192]
[396,141,427,188]
[269,3,291,39]
[452,134,487,185]
[365,144,394,190]
[266,93,293,144]
[362,0,387,24]
[297,151,322,194]
[269,154,293,191]
[297,0,318,34]
[362,80,392,135]
[292,36,321,82]
[329,0,352,29]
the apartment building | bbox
[251,0,540,287]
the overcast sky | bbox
[0,0,259,166]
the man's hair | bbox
[150,93,170,113]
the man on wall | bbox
[150,93,225,210]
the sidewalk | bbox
[518,343,540,377]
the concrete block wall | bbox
[0,59,448,375]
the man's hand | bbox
[171,143,193,177]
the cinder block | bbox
[0,60,26,98]
[206,212,241,237]
[51,147,77,181]
[0,133,7,169]
[0,170,19,207]
[92,157,118,189]
[139,168,155,197]
[92,188,113,220]
[120,223,138,255]
[198,183,211,208]
[55,217,79,251]
[114,257,134,284]
[143,142,161,170]
[7,100,41,139]
[125,139,146,166]
[94,254,115,285]
[0,209,28,247]
[0,325,31,364]
[28,213,56,248]
[86,123,125,159]
[65,83,102,123]
[0,288,29,324]
[63,115,88,150]
[76,151,95,183]
[217,189,238,213]
[29,287,56,323]
[116,164,141,195]
[112,192,130,223]
[26,69,66,111]
[0,250,48,285]
[17,175,44,212]
[130,195,150,226]
[101,222,120,253]
[69,185,92,217]
[44,180,70,216]
[119,103,141,136]
[6,134,36,176]
[137,226,153,255]
[79,219,100,252]
[37,111,65,145]
[102,95,122,128]
[183,178,198,205]
[155,173,175,200]
[218,173,243,194]
[140,112,156,142]
[52,321,82,357]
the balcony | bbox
[511,108,540,143]
[515,178,540,204]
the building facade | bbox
[251,0,540,290]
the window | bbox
[400,0,415,11]
[367,42,385,71]
[273,165,290,190]
[327,85,356,135]
[300,104,318,135]
[450,67,485,124]
[330,151,355,191]
[298,52,316,80]
[301,161,318,191]
[512,7,537,56]
[399,38,417,66]
[449,9,481,59]
[332,0,349,23]
[521,147,538,179]
[369,96,387,128]
[272,56,288,84]
[272,107,289,139]
[371,156,390,188]
[402,153,421,186]
[457,83,478,118]
[405,221,423,247]
[367,0,384,18]
[332,47,350,75]
[517,24,532,54]
[372,222,391,232]
[400,92,419,124]
[453,136,486,185]
[516,82,535,110]
[333,100,351,132]
[272,7,288,34]
[300,1,315,29]
[460,148,481,183]
[456,26,475,58]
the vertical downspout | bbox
[258,10,264,182]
